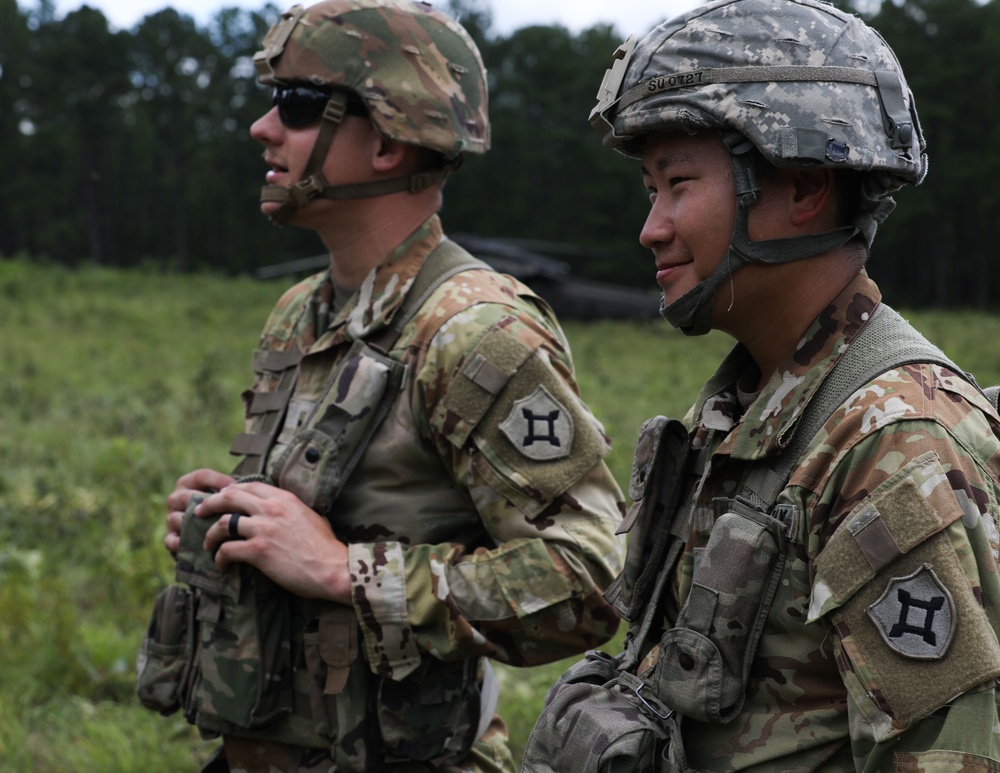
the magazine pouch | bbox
[270,339,407,514]
[604,415,689,621]
[653,497,787,724]
[135,583,195,715]
[174,493,294,731]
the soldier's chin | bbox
[261,199,303,227]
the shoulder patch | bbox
[499,384,574,461]
[867,564,955,660]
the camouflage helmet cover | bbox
[592,0,927,194]
[254,0,490,160]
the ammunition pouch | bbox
[136,583,196,715]
[651,496,788,724]
[605,415,689,621]
[174,493,295,733]
[525,415,791,769]
[268,339,407,513]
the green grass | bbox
[1,257,997,769]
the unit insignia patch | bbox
[500,385,574,461]
[867,564,956,660]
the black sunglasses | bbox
[272,85,367,128]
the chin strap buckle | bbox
[289,174,327,206]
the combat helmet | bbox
[253,0,490,224]
[590,0,927,335]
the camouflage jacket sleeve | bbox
[347,272,625,680]
[798,363,1000,768]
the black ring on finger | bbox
[228,513,244,540]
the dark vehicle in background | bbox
[256,234,660,321]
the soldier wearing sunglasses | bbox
[145,1,625,772]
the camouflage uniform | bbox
[212,214,624,771]
[524,1,1000,770]
[139,2,624,769]
[632,272,1000,770]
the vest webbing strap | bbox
[367,238,489,353]
[247,387,294,415]
[740,302,976,510]
[253,348,304,372]
[231,356,302,476]
[230,239,488,476]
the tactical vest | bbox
[523,304,991,772]
[137,240,503,768]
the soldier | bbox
[524,0,1000,770]
[138,1,625,771]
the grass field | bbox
[2,257,1000,770]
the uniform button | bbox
[305,447,321,464]
[678,651,695,671]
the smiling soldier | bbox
[524,0,1000,770]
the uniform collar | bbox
[318,215,443,347]
[693,272,882,461]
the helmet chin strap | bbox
[660,131,871,336]
[260,91,457,226]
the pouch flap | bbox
[627,416,685,504]
[175,495,241,602]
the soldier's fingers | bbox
[204,512,255,553]
[212,526,257,573]
[165,488,193,513]
[164,510,184,556]
[166,509,184,533]
[195,487,262,519]
[174,469,235,495]
[230,480,284,500]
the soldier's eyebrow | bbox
[640,148,698,178]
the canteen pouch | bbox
[135,583,195,715]
[654,497,787,724]
[377,655,482,765]
[605,416,689,621]
[270,340,407,514]
[175,494,294,731]
[522,649,690,773]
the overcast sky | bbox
[48,0,705,37]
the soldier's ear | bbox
[371,136,408,174]
[788,168,836,228]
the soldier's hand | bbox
[197,480,352,604]
[164,468,236,556]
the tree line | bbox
[1,0,997,306]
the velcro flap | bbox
[778,127,828,162]
[836,536,1000,736]
[810,452,962,621]
[433,328,534,447]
